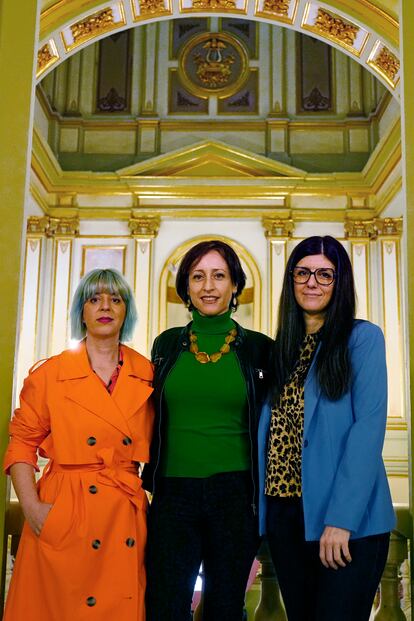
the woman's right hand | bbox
[9,463,53,537]
[23,501,53,536]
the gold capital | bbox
[263,217,294,238]
[129,216,160,238]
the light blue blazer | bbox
[258,320,396,541]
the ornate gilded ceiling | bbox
[37,0,400,93]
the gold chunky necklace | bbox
[189,328,237,364]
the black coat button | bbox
[304,440,309,448]
[86,597,96,606]
[122,436,132,446]
[126,538,135,547]
[89,485,98,494]
[87,436,96,446]
[92,539,101,549]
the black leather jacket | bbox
[142,321,272,513]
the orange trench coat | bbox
[3,342,154,621]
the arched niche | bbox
[158,235,262,333]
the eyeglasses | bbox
[291,267,336,286]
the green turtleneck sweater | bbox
[161,310,250,477]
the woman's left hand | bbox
[319,526,352,569]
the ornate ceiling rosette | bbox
[177,31,250,99]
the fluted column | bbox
[49,217,80,355]
[15,217,49,393]
[129,215,160,356]
[344,219,376,320]
[375,218,404,424]
[263,218,294,337]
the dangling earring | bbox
[231,295,237,312]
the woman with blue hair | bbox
[4,268,154,621]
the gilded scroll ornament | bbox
[37,43,57,75]
[263,218,294,238]
[372,47,400,82]
[71,9,115,44]
[344,219,376,239]
[140,0,168,14]
[314,9,359,47]
[129,217,160,237]
[192,0,236,9]
[262,0,290,15]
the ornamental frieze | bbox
[71,9,115,44]
[314,8,359,47]
[191,0,237,9]
[262,0,290,15]
[61,5,126,51]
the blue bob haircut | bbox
[70,269,137,342]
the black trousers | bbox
[266,496,390,621]
[145,471,259,621]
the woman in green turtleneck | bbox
[143,240,272,621]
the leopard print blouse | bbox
[265,332,319,498]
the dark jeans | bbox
[266,496,390,621]
[146,471,259,621]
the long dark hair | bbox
[176,240,246,311]
[272,235,356,402]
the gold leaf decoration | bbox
[373,47,400,82]
[37,44,54,73]
[71,9,115,44]
[192,0,236,9]
[262,0,290,16]
[140,0,167,14]
[315,8,359,47]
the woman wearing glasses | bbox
[258,235,395,621]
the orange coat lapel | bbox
[112,345,153,420]
[57,343,131,436]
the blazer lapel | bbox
[303,343,322,438]
[57,343,132,436]
[112,346,153,420]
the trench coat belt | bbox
[47,447,147,511]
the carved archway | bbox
[37,0,400,94]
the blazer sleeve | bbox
[3,365,51,474]
[323,322,388,533]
